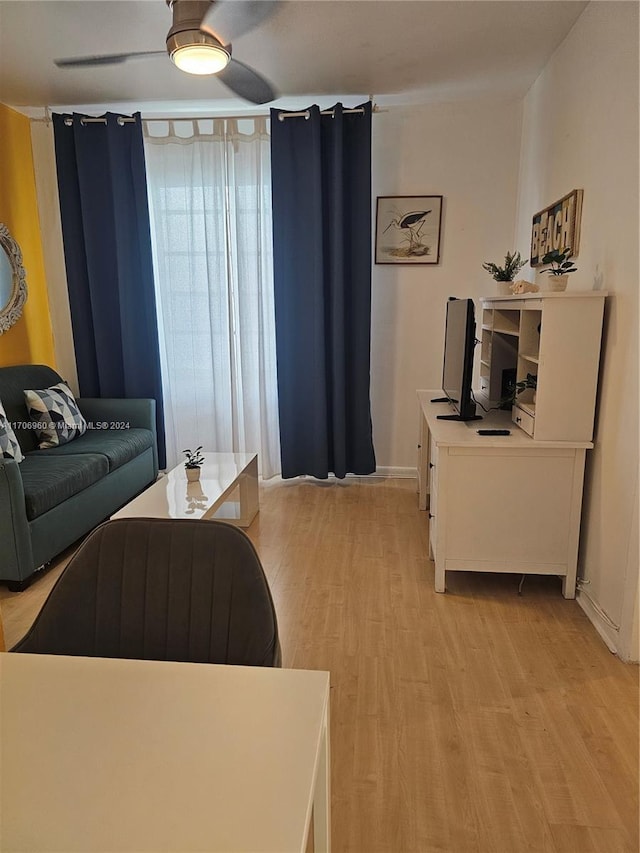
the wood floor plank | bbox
[549,823,632,853]
[1,476,637,852]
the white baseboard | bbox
[374,467,417,479]
[576,589,620,655]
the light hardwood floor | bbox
[1,477,638,852]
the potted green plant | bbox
[183,446,205,482]
[541,247,577,291]
[482,251,527,294]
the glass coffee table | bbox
[112,451,259,527]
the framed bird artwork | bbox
[375,195,443,264]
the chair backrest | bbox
[13,518,281,667]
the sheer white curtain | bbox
[144,118,280,477]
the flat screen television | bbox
[434,297,481,422]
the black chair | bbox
[12,518,281,667]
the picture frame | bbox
[375,195,443,264]
[530,189,583,266]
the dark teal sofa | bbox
[0,365,158,590]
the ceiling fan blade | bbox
[200,0,279,43]
[55,51,166,69]
[216,57,277,104]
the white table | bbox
[112,451,259,528]
[0,653,331,853]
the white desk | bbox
[112,451,259,528]
[0,653,331,853]
[417,391,591,597]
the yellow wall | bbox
[0,104,55,367]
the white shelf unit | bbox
[479,292,607,442]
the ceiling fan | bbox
[54,0,279,105]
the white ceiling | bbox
[0,0,588,115]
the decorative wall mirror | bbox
[0,223,27,334]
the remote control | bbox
[477,429,511,436]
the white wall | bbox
[513,1,639,660]
[371,99,523,473]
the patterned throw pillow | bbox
[0,397,24,461]
[24,382,88,449]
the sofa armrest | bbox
[0,460,34,582]
[77,398,158,475]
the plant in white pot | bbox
[482,251,527,295]
[183,446,205,481]
[541,247,577,291]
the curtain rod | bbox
[32,105,379,125]
[275,107,371,121]
[63,115,134,126]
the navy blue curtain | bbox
[270,102,376,479]
[53,112,166,467]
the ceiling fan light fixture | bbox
[167,30,230,75]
